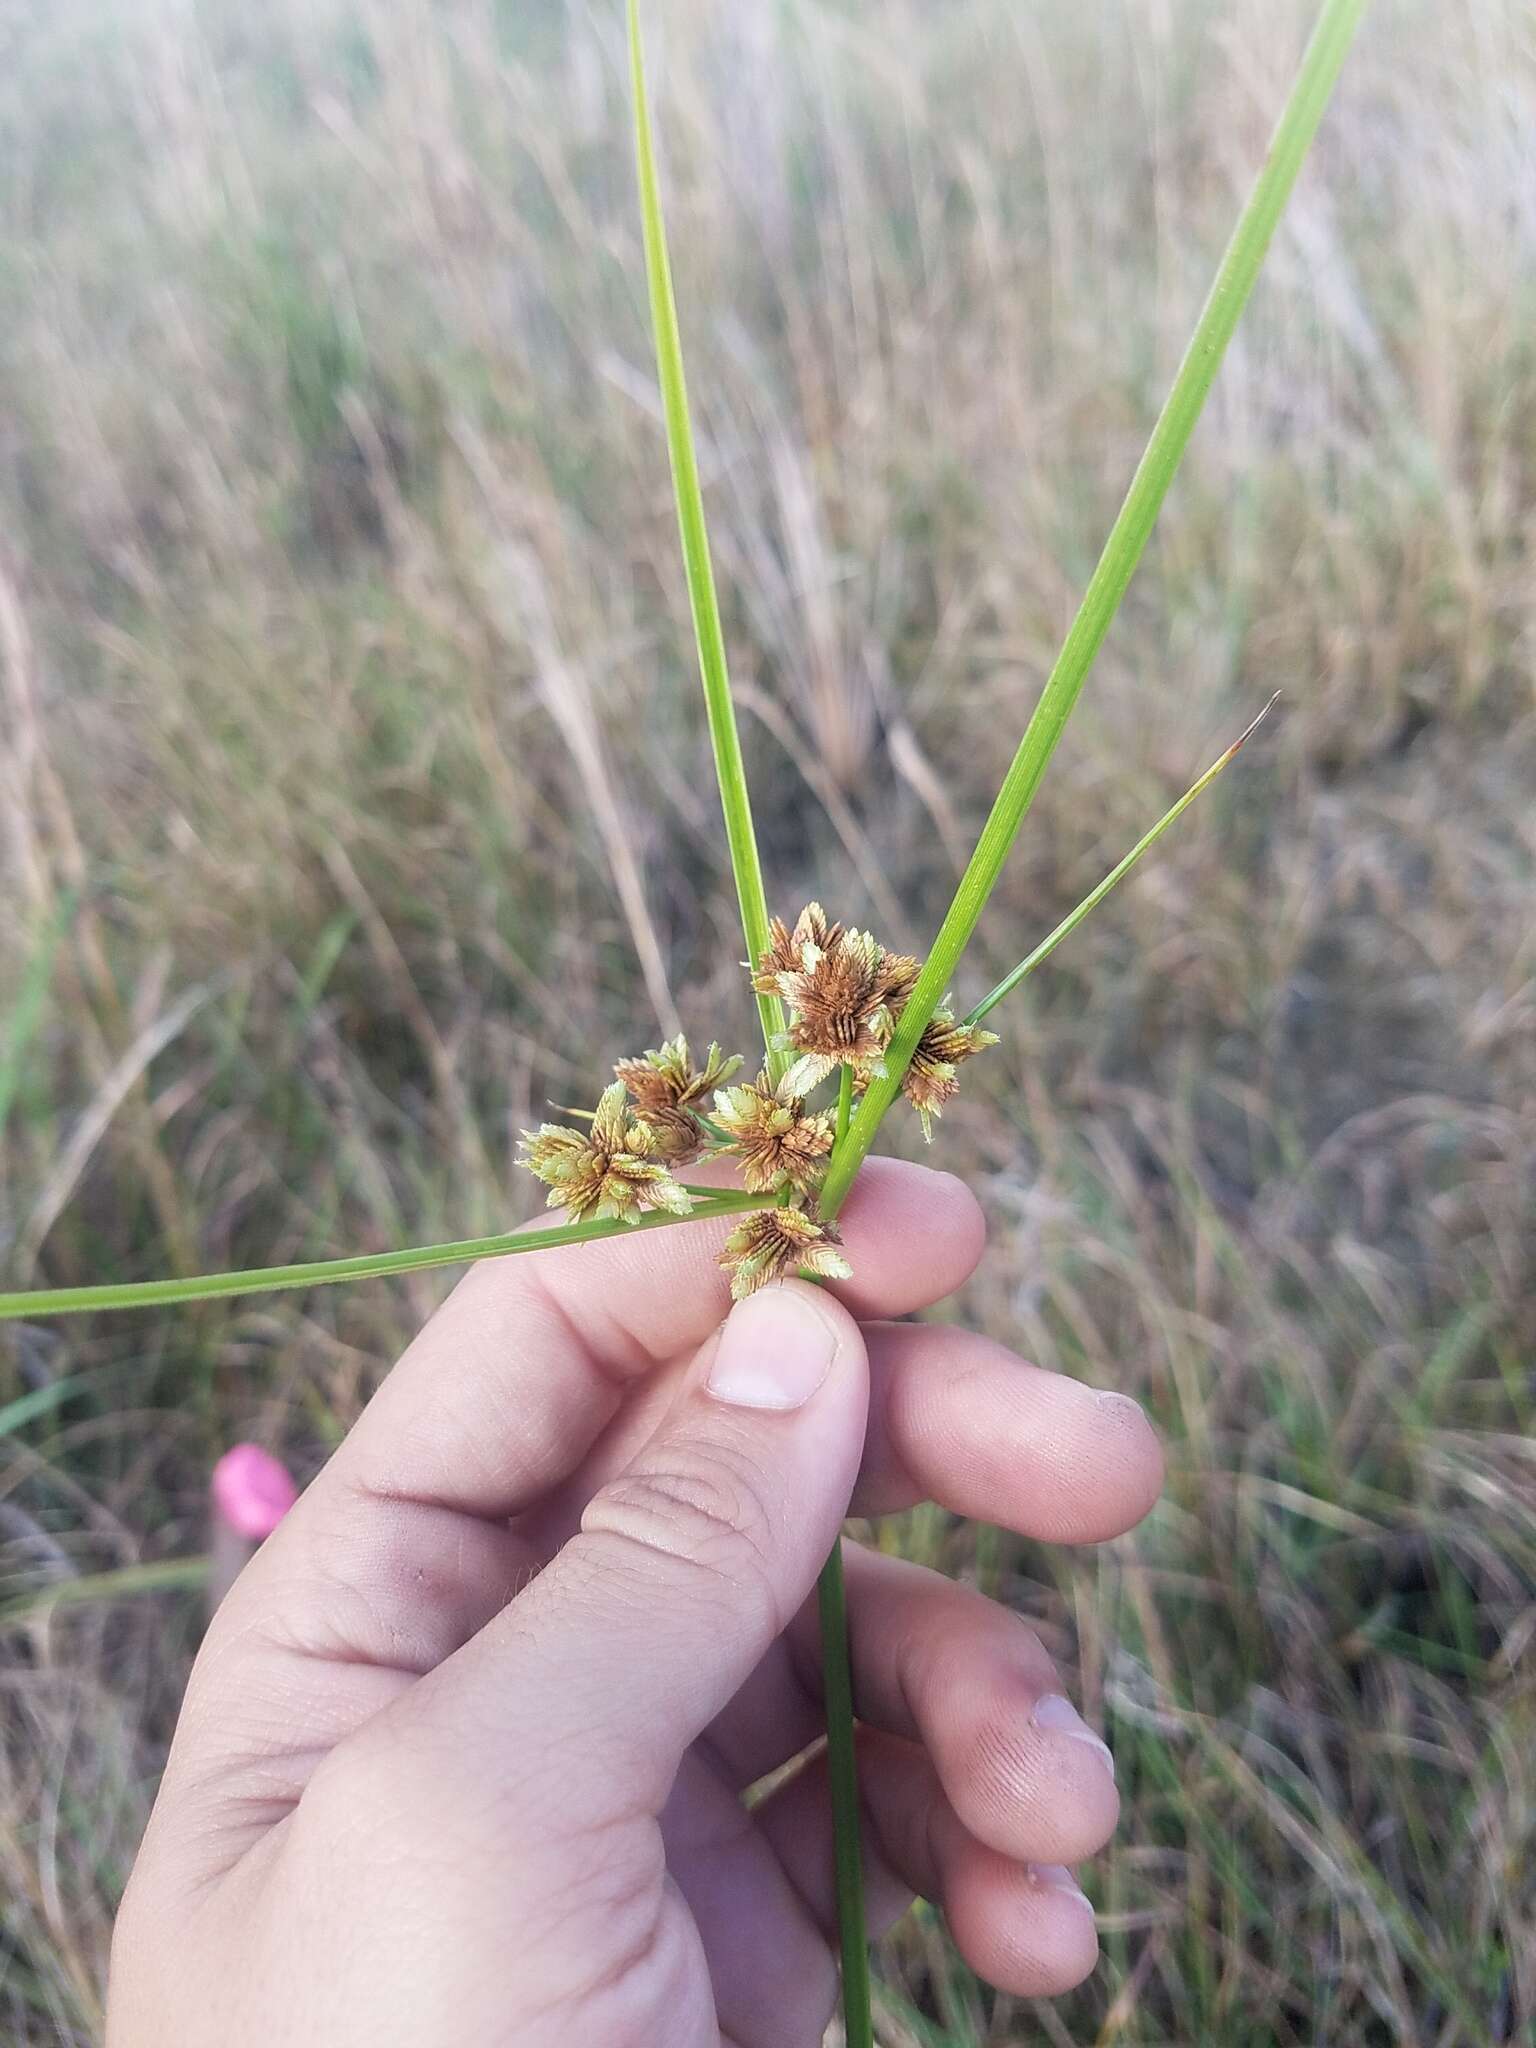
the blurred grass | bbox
[1,0,1533,2042]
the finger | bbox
[316,1154,982,1524]
[369,1280,871,1836]
[705,1336,1160,1790]
[756,1731,1100,1997]
[790,1546,1120,1866]
[704,1540,1120,1842]
[662,1752,838,2048]
[854,1321,1164,1531]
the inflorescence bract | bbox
[518,904,996,1297]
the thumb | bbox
[417,1279,868,1821]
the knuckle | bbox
[292,1734,383,1845]
[583,1443,781,1627]
[296,1718,455,1861]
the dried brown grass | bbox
[1,0,1533,2040]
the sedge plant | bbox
[0,1,1367,2039]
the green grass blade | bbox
[0,1374,90,1439]
[965,697,1277,1024]
[834,1060,855,1145]
[0,890,75,1139]
[820,0,1365,1218]
[0,1192,772,1321]
[0,1557,211,1629]
[815,1538,873,2040]
[628,0,786,1065]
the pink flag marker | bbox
[211,1443,298,1542]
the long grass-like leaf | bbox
[0,1557,211,1629]
[629,0,786,1066]
[819,0,1365,1218]
[0,1192,772,1322]
[0,891,74,1139]
[965,697,1278,1024]
[0,1374,89,1439]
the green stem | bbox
[0,1193,772,1322]
[964,696,1277,1024]
[631,10,867,2032]
[812,1055,871,2048]
[809,4,1360,1996]
[818,0,1365,1220]
[816,1539,873,2048]
[628,0,786,1069]
[834,1061,855,1147]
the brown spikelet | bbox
[718,1202,852,1299]
[892,1007,999,1139]
[713,1073,836,1194]
[753,910,924,1093]
[757,901,841,979]
[614,1035,742,1165]
[520,1082,694,1224]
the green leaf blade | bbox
[820,0,1366,1218]
[964,696,1278,1025]
[628,0,786,1067]
[0,1191,773,1321]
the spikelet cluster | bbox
[518,908,996,1293]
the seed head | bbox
[889,1006,999,1140]
[614,1035,743,1164]
[753,907,921,1093]
[520,1081,694,1224]
[718,1202,852,1300]
[713,1073,836,1194]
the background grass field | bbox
[2,0,1533,2041]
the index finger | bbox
[337,1154,985,1521]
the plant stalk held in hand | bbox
[0,3,1368,2043]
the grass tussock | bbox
[1,0,1533,2041]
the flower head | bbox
[718,1202,852,1300]
[753,907,921,1094]
[713,1072,836,1194]
[520,1081,694,1224]
[889,1006,999,1139]
[614,1036,742,1164]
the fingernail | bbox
[706,1287,840,1411]
[1032,1693,1115,1780]
[1029,1863,1096,1916]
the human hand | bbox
[108,1160,1162,2048]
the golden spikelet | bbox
[889,1006,999,1139]
[718,1203,852,1299]
[614,1035,742,1164]
[520,1082,694,1224]
[713,1073,836,1194]
[753,907,921,1093]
